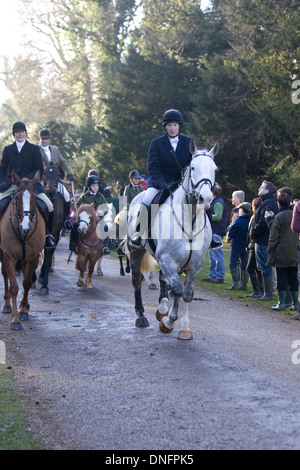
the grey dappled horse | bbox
[127,141,219,340]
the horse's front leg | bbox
[130,247,149,328]
[86,259,97,288]
[76,255,86,287]
[3,254,20,330]
[156,257,183,334]
[178,271,195,340]
[19,255,40,322]
[156,271,169,321]
[1,262,12,315]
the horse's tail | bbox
[141,251,157,273]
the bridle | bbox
[9,185,39,260]
[181,154,215,198]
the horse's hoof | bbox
[135,316,149,328]
[97,271,103,276]
[86,284,93,289]
[149,284,157,290]
[77,279,84,287]
[120,271,125,276]
[39,287,49,296]
[19,312,29,322]
[159,319,173,334]
[2,306,12,314]
[11,322,23,331]
[178,329,193,340]
[125,267,130,273]
[156,309,169,321]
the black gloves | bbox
[0,180,12,193]
[158,181,169,191]
[67,174,73,182]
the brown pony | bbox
[75,203,104,288]
[0,170,46,330]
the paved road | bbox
[1,237,300,450]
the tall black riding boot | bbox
[64,200,72,230]
[45,211,56,249]
[68,222,79,251]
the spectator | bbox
[116,180,125,196]
[201,183,227,284]
[226,202,252,290]
[267,192,299,311]
[245,197,263,298]
[250,180,279,301]
[230,190,245,223]
[291,198,300,319]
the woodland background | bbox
[0,0,300,211]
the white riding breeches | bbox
[0,184,53,212]
[57,182,70,202]
[143,187,160,206]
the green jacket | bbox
[76,191,109,214]
[123,183,144,208]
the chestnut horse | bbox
[0,170,46,330]
[75,204,105,288]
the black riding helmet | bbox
[129,169,141,180]
[161,109,183,126]
[87,175,100,188]
[12,121,27,135]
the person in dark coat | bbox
[250,180,279,301]
[201,183,227,283]
[267,191,299,311]
[129,109,222,249]
[226,202,252,290]
[0,121,55,248]
[291,199,300,319]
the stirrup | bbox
[64,219,73,231]
[130,235,142,247]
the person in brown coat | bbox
[267,192,299,311]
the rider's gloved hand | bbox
[158,181,169,191]
[67,174,74,182]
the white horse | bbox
[127,140,219,340]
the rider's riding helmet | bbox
[12,121,27,135]
[87,175,100,188]
[161,109,183,126]
[39,128,51,139]
[129,169,141,180]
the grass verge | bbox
[0,365,41,450]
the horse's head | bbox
[77,203,97,235]
[43,163,61,194]
[185,141,219,209]
[12,170,39,235]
